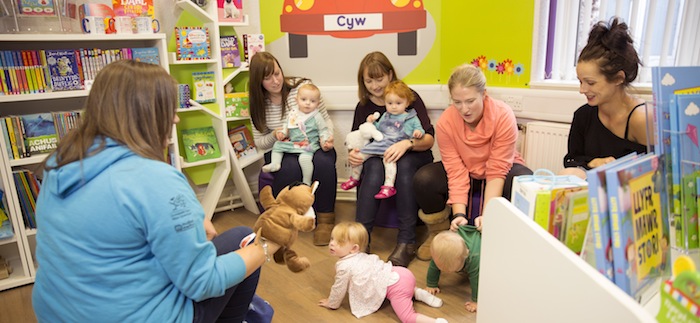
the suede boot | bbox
[416,207,451,261]
[313,212,335,246]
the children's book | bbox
[605,153,669,297]
[242,33,264,65]
[228,124,256,159]
[21,113,57,154]
[216,0,243,23]
[178,84,191,109]
[175,27,211,61]
[548,186,587,240]
[180,127,221,163]
[192,71,216,104]
[220,35,241,68]
[224,92,249,118]
[131,47,160,65]
[587,152,638,282]
[562,189,590,254]
[44,49,83,91]
[676,93,700,251]
[0,190,13,240]
[17,0,56,16]
[112,0,153,18]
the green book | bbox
[180,127,221,162]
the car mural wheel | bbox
[397,30,417,56]
[289,33,308,58]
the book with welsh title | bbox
[21,113,57,155]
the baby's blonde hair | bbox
[298,83,320,98]
[331,222,368,252]
[431,231,469,272]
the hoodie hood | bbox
[45,138,135,198]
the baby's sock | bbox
[414,287,443,308]
[261,163,280,173]
[263,151,283,173]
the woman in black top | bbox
[561,17,651,178]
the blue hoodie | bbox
[32,138,246,322]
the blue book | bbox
[44,49,83,91]
[131,47,160,65]
[587,152,637,282]
[21,113,57,154]
[676,93,700,250]
[605,153,668,297]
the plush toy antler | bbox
[254,181,318,272]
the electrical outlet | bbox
[502,95,524,111]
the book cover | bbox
[112,0,153,18]
[192,71,216,104]
[676,93,700,251]
[0,190,13,240]
[175,27,211,61]
[562,189,590,254]
[220,35,241,68]
[228,124,256,159]
[216,0,243,23]
[549,186,587,241]
[587,152,638,282]
[605,154,669,297]
[224,92,249,118]
[44,49,83,91]
[17,0,56,16]
[78,3,113,21]
[180,127,221,162]
[243,33,264,64]
[21,113,57,155]
[131,47,160,65]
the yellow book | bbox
[5,117,19,159]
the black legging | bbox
[413,161,533,214]
[263,149,337,213]
[355,150,433,243]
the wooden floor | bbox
[0,201,475,323]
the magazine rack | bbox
[478,198,658,322]
[0,0,72,33]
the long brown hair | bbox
[357,51,397,106]
[45,60,177,170]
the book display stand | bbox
[0,0,73,33]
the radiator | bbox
[523,121,571,174]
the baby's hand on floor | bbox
[318,299,331,308]
[426,287,440,295]
[464,301,478,313]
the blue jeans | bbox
[192,227,260,323]
[355,150,433,244]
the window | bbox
[531,0,700,89]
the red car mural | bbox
[280,0,427,58]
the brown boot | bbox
[416,207,451,261]
[388,243,416,267]
[313,212,335,246]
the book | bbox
[178,84,191,109]
[21,113,57,155]
[548,186,587,241]
[676,93,700,251]
[180,127,221,162]
[562,189,590,254]
[0,190,13,240]
[192,71,216,104]
[44,49,83,91]
[78,3,114,21]
[587,152,638,282]
[220,35,241,68]
[112,0,153,19]
[175,26,211,61]
[242,33,264,65]
[131,47,160,65]
[224,92,249,118]
[605,153,669,297]
[216,0,243,23]
[228,124,256,159]
[17,0,56,16]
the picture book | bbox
[21,113,57,155]
[216,0,243,23]
[112,0,153,18]
[17,0,56,16]
[44,49,83,91]
[131,47,160,65]
[175,27,211,61]
[224,92,249,118]
[676,93,700,251]
[192,71,216,104]
[180,127,221,163]
[562,189,590,254]
[587,152,638,282]
[220,35,241,68]
[548,186,587,240]
[0,190,13,240]
[228,124,256,159]
[242,33,264,65]
[510,171,586,228]
[605,153,669,297]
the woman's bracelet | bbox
[259,237,270,263]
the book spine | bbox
[606,168,630,294]
[30,50,46,93]
[5,117,19,159]
[0,52,9,95]
[12,51,28,94]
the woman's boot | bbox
[416,207,451,261]
[313,212,335,246]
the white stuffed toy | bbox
[344,112,383,150]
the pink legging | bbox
[385,266,419,323]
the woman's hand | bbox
[450,216,468,231]
[588,156,615,168]
[383,139,412,163]
[348,148,364,167]
[473,216,483,231]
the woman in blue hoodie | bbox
[33,60,279,323]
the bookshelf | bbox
[0,34,169,291]
[171,0,259,217]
